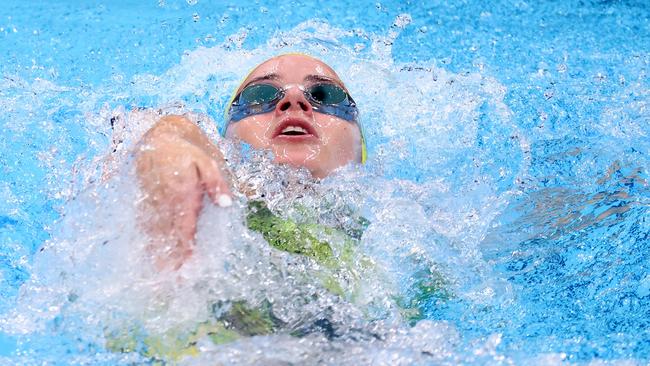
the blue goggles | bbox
[226,83,359,124]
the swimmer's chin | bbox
[273,156,354,180]
[273,155,318,173]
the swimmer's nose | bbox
[275,87,313,116]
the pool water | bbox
[0,0,649,364]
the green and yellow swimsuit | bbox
[106,200,451,363]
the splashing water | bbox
[0,1,649,365]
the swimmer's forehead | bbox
[239,55,346,92]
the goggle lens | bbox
[307,84,348,105]
[239,84,280,104]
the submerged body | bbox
[107,198,450,361]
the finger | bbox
[194,154,233,207]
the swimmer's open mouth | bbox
[281,126,309,135]
[273,118,318,139]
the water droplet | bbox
[544,90,554,100]
[393,14,412,29]
[539,111,548,122]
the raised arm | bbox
[135,115,232,270]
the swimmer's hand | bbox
[135,115,232,270]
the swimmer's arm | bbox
[135,115,232,270]
[142,115,225,164]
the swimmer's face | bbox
[225,54,362,179]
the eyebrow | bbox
[304,74,341,85]
[240,73,344,90]
[241,73,280,89]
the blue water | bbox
[1,0,649,364]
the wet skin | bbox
[135,54,362,270]
[225,54,362,179]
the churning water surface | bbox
[0,1,649,365]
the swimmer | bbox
[112,55,448,360]
[135,54,365,270]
